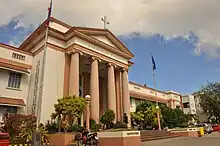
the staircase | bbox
[141,130,180,141]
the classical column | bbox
[107,63,117,120]
[115,70,122,121]
[90,57,100,124]
[122,69,131,127]
[69,52,79,96]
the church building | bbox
[0,17,182,126]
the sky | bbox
[0,0,220,94]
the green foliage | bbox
[1,114,36,143]
[100,110,115,129]
[132,101,158,129]
[114,121,128,129]
[91,124,101,132]
[45,121,58,134]
[160,105,188,128]
[68,124,84,132]
[51,96,86,131]
[1,114,48,144]
[195,82,220,123]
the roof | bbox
[0,97,25,106]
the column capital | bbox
[107,62,116,68]
[66,49,83,56]
[90,56,101,62]
[121,68,129,72]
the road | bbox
[142,132,220,146]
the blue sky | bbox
[0,0,220,95]
[1,18,219,95]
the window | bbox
[2,106,17,121]
[183,102,190,108]
[8,72,22,89]
[4,106,17,114]
[12,52,25,61]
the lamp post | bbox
[156,105,161,130]
[85,95,91,130]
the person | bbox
[123,113,128,125]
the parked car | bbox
[212,125,220,132]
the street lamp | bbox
[156,104,161,130]
[85,95,91,130]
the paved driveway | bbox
[142,132,220,146]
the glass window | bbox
[183,102,190,108]
[7,72,22,89]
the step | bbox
[141,135,180,141]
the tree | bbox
[100,110,115,129]
[195,82,220,123]
[160,104,187,128]
[51,96,86,132]
[131,101,158,129]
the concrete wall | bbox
[182,95,196,115]
[0,69,30,104]
[40,46,65,123]
[0,44,33,65]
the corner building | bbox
[0,17,182,125]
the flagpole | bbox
[36,0,52,130]
[36,24,49,130]
[151,54,162,130]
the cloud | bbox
[0,0,220,58]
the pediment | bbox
[73,28,134,59]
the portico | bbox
[64,42,132,125]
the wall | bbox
[129,83,169,101]
[27,48,44,115]
[0,44,32,65]
[49,21,69,33]
[0,69,30,104]
[40,46,65,123]
[182,95,196,115]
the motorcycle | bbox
[75,130,99,146]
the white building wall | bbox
[27,49,44,115]
[0,45,33,65]
[130,98,136,112]
[182,95,196,115]
[40,47,65,123]
[49,22,70,33]
[129,83,170,100]
[0,69,30,104]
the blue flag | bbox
[151,55,156,70]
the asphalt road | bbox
[142,132,220,146]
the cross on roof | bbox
[101,16,110,29]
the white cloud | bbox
[0,0,220,58]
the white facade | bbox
[182,95,197,115]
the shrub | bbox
[69,124,84,132]
[114,122,128,129]
[1,114,48,144]
[100,110,115,129]
[91,124,101,132]
[45,121,58,134]
[1,114,36,143]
